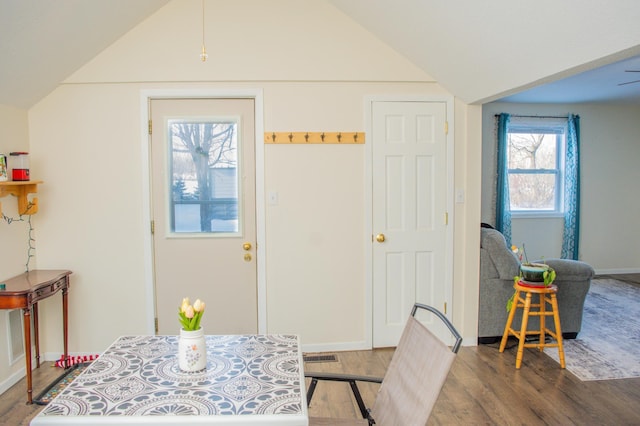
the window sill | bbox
[511,212,564,219]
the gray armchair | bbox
[478,227,594,344]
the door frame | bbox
[364,95,455,348]
[140,88,266,334]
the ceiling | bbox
[1,0,640,109]
[0,0,170,108]
[496,54,640,104]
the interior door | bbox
[150,98,257,335]
[372,100,450,347]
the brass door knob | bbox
[243,242,252,251]
[376,233,386,243]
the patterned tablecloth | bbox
[31,335,308,425]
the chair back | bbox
[370,304,460,426]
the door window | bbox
[167,119,240,235]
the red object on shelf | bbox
[517,279,547,288]
[9,152,30,181]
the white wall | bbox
[482,102,640,272]
[0,105,34,394]
[0,1,482,387]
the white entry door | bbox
[150,98,257,335]
[371,100,452,347]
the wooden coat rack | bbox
[264,132,364,144]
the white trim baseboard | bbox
[300,333,477,354]
[301,340,370,354]
[594,268,640,275]
[0,366,26,396]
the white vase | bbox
[178,328,207,372]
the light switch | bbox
[268,191,279,205]
[455,188,465,204]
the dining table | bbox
[30,334,308,425]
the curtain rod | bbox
[494,114,572,119]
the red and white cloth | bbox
[54,354,99,368]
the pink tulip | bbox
[184,305,195,319]
[193,299,205,312]
[180,298,190,313]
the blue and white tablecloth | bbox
[33,334,307,425]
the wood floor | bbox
[305,343,640,425]
[5,343,640,425]
[0,361,62,426]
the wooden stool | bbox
[499,281,565,369]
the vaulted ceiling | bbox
[328,0,640,105]
[2,0,640,109]
[0,0,170,108]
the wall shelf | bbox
[0,180,42,215]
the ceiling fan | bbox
[618,70,640,86]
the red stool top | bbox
[514,279,557,293]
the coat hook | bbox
[321,132,325,142]
[272,133,276,142]
[337,132,342,143]
[353,133,358,143]
[288,133,293,143]
[304,133,309,143]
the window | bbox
[168,119,240,234]
[507,122,565,214]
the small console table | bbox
[0,269,72,403]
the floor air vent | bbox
[303,354,338,363]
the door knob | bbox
[244,253,252,262]
[243,242,252,251]
[375,233,386,243]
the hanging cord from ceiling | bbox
[200,0,208,62]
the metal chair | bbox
[305,303,462,426]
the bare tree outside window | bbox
[507,131,561,211]
[169,120,238,232]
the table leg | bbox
[33,302,40,368]
[22,307,33,404]
[62,286,69,369]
